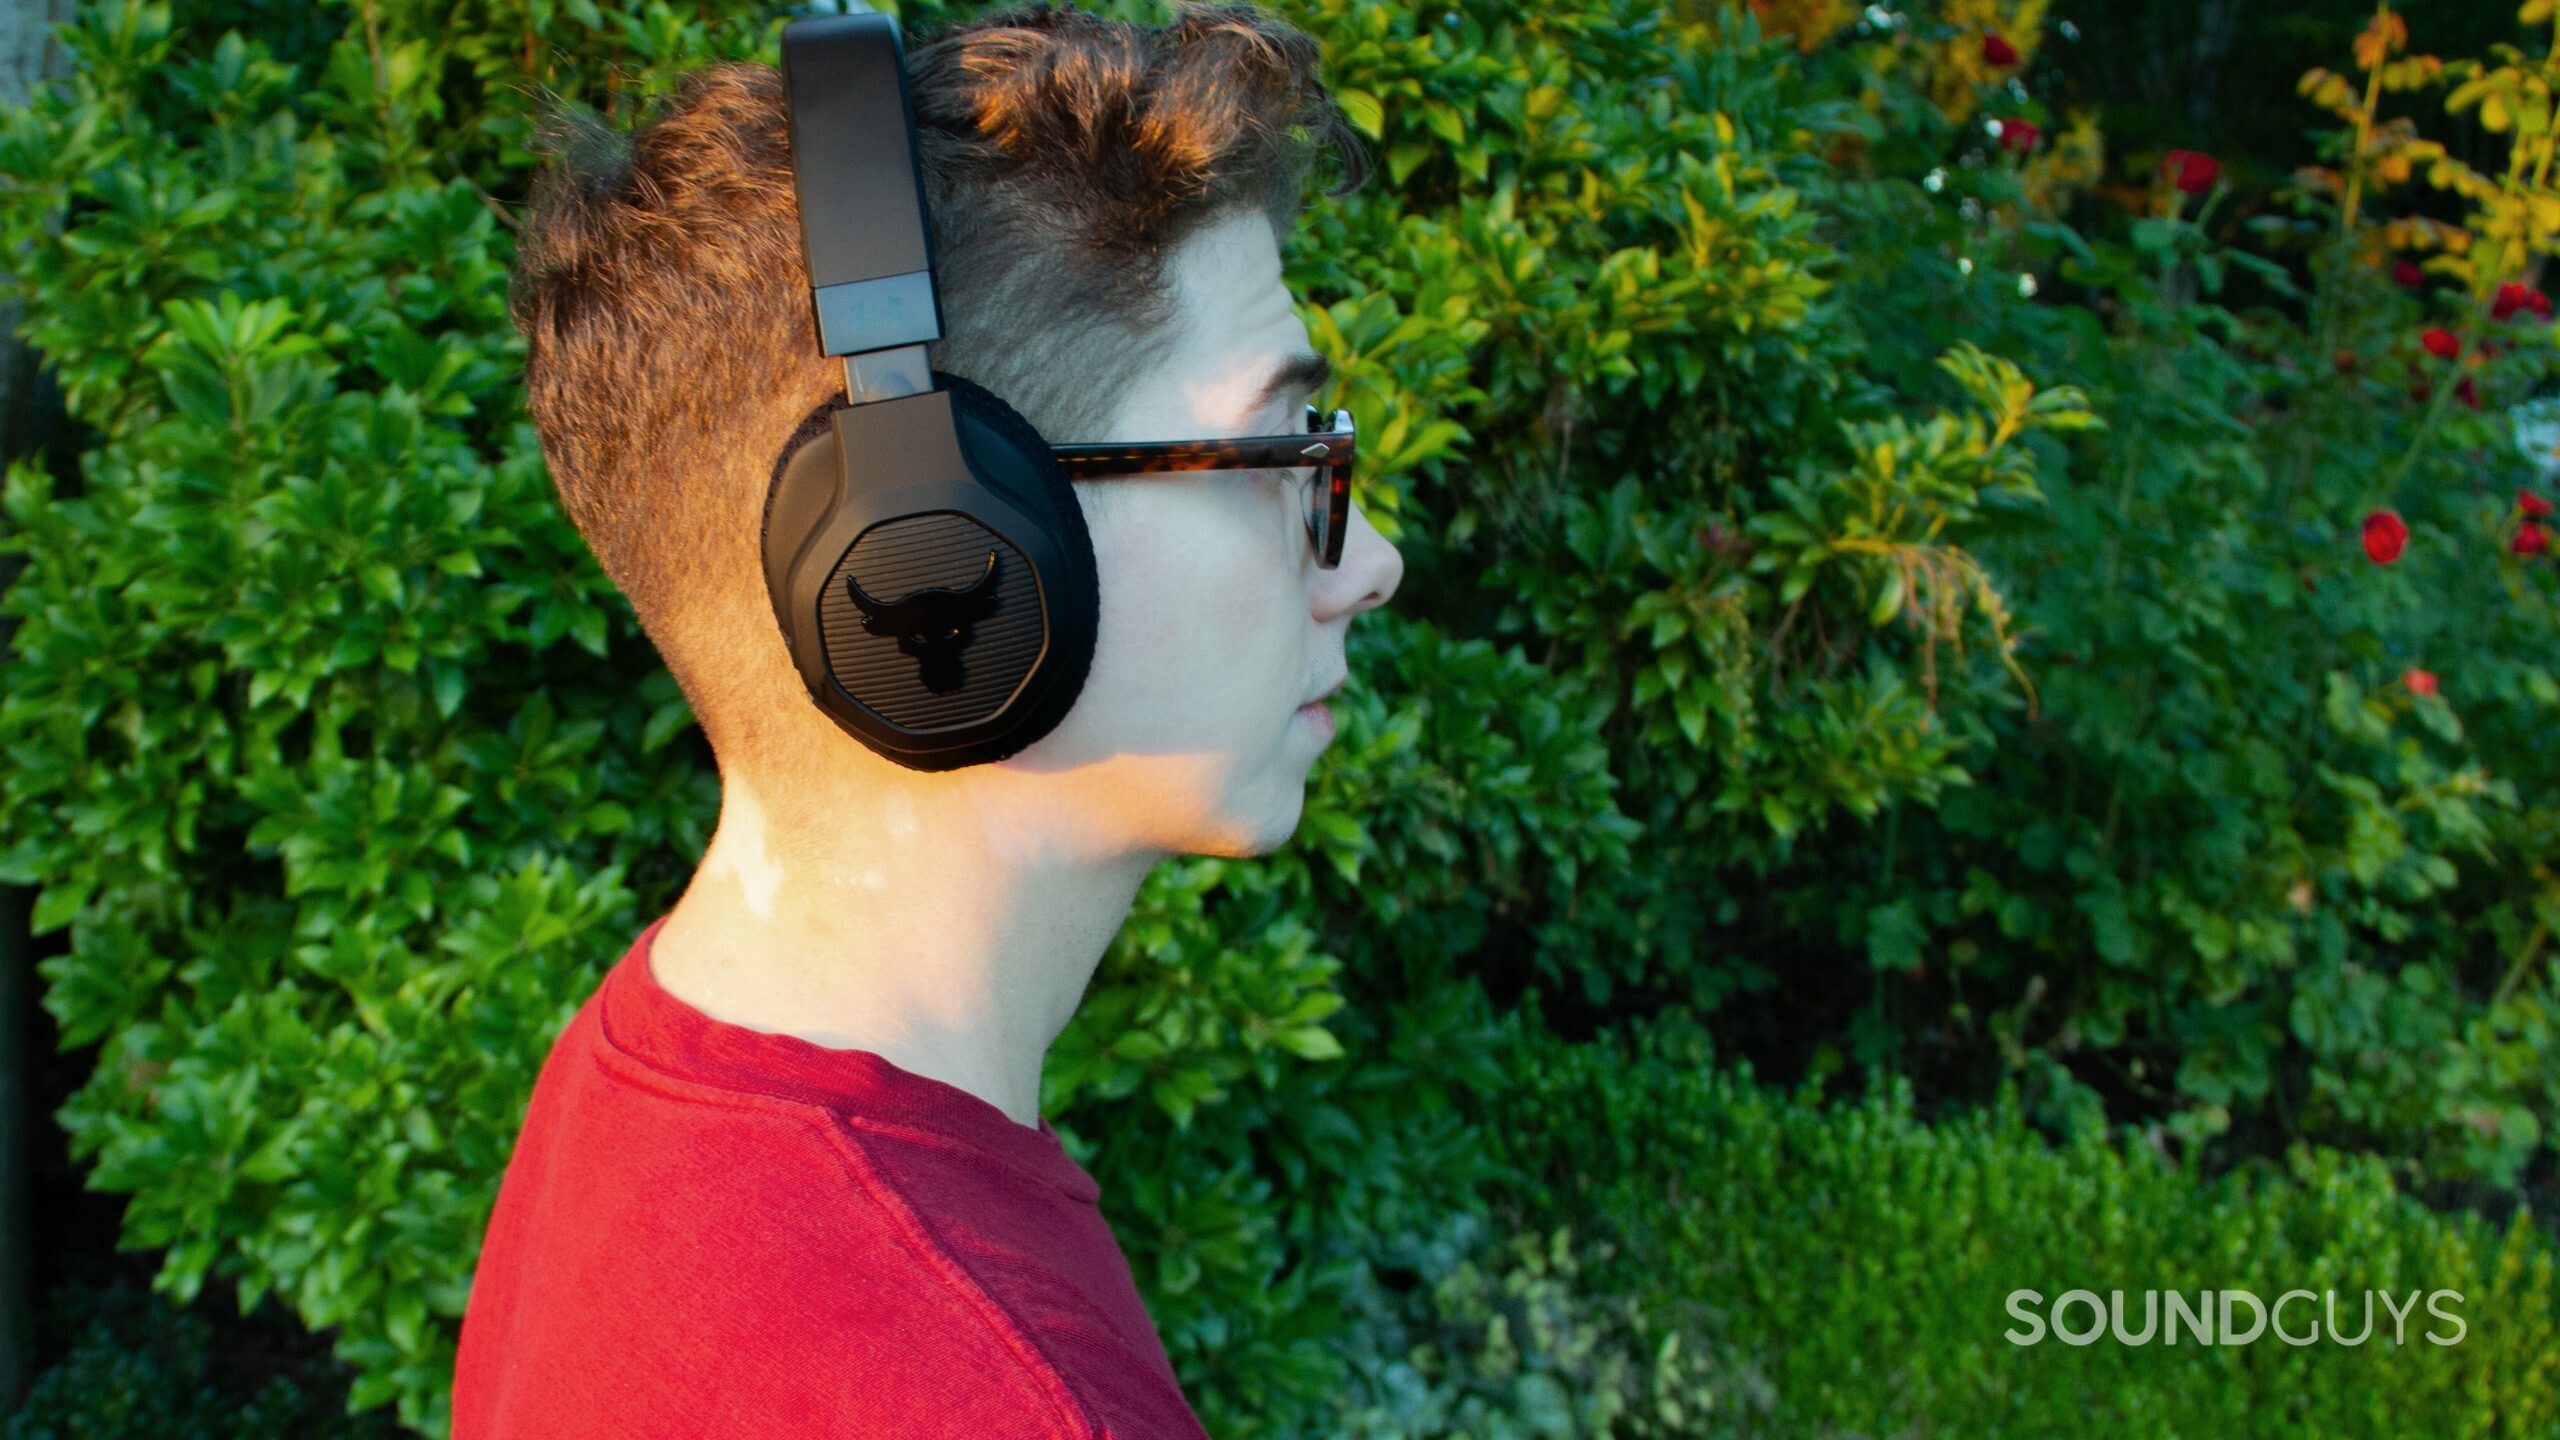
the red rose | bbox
[2393,259,2424,288]
[2402,667,2438,697]
[1996,118,2041,154]
[2363,509,2409,564]
[2421,327,2461,360]
[1982,32,2020,65]
[2522,490,2555,517]
[2490,283,2549,321]
[2457,377,2481,410]
[2161,150,2222,194]
[2519,522,2553,557]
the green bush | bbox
[1327,1208,1763,1438]
[1505,1012,2560,1438]
[5,1272,405,1440]
[1787,2,2560,1186]
[1,0,2556,1433]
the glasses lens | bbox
[1300,407,1324,566]
[1301,406,1348,569]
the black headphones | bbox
[766,12,1100,772]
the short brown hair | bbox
[507,1,1365,773]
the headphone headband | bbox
[779,13,944,362]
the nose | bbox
[1318,500,1402,620]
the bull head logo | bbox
[845,549,1004,695]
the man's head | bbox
[509,1,1401,859]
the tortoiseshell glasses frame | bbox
[1048,405,1356,569]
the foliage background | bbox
[1,0,2557,1434]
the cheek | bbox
[1086,495,1181,660]
[1084,488,1291,714]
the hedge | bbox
[1502,1012,2560,1438]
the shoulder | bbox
[455,1050,1094,1440]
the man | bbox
[449,2,1399,1435]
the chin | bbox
[1182,817,1293,861]
[1180,779,1308,860]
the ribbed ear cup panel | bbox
[818,512,1045,730]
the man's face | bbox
[1007,208,1404,857]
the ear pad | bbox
[758,371,1101,771]
[762,398,844,645]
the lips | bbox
[1300,675,1345,709]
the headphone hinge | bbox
[844,345,932,405]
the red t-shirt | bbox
[451,918,1210,1439]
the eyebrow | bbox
[1236,349,1332,430]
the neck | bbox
[648,767,1158,1129]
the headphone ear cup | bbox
[761,371,1102,770]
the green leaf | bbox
[1387,140,1434,186]
[432,663,467,718]
[1866,899,1925,971]
[1869,567,1905,626]
[1274,1025,1345,1061]
[31,879,90,934]
[1336,87,1384,141]
[1111,1030,1168,1060]
[1673,686,1709,748]
[2079,887,2137,967]
[1421,101,1468,148]
[1759,794,1798,838]
[641,695,696,753]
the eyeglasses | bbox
[1049,405,1356,569]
